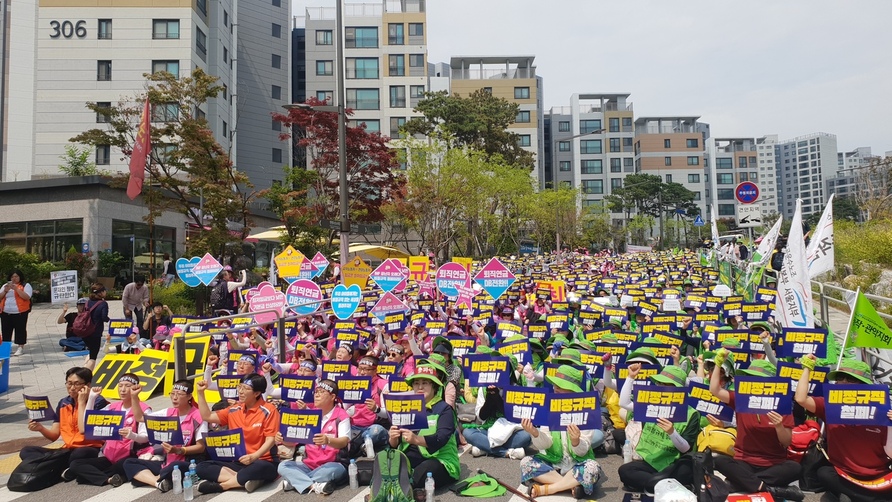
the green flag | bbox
[848,291,892,349]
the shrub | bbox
[151,281,200,315]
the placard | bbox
[464,354,511,387]
[686,382,734,422]
[777,361,829,396]
[205,429,247,461]
[145,416,184,444]
[824,384,892,426]
[93,349,168,401]
[337,376,372,404]
[383,393,428,430]
[108,319,134,338]
[50,270,78,304]
[83,410,126,440]
[735,377,792,415]
[278,374,316,402]
[498,338,531,366]
[321,361,352,381]
[503,386,549,426]
[633,386,687,423]
[778,328,828,358]
[280,408,322,443]
[23,394,56,422]
[546,392,602,430]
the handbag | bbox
[799,439,830,492]
[8,448,70,492]
[487,417,522,448]
[691,448,730,502]
[455,402,478,424]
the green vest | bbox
[535,431,595,465]
[401,406,460,480]
[636,407,698,472]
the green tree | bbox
[259,166,326,255]
[58,144,101,176]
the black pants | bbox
[714,455,801,492]
[618,458,693,492]
[122,458,190,486]
[20,446,99,474]
[404,446,456,490]
[68,455,127,486]
[817,465,892,502]
[1,311,29,345]
[84,332,102,361]
[131,308,145,336]
[195,459,278,487]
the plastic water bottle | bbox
[348,459,359,489]
[183,469,194,501]
[188,460,198,485]
[622,439,632,464]
[425,472,435,502]
[364,436,375,459]
[172,465,183,494]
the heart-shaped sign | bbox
[176,257,202,287]
[248,283,286,324]
[331,283,362,320]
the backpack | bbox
[369,448,413,502]
[72,300,103,338]
[7,448,70,492]
[787,419,820,462]
[450,474,506,498]
[799,438,830,492]
[209,281,233,311]
[690,448,730,502]
[696,425,737,457]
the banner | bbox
[464,355,511,387]
[546,392,602,431]
[735,377,792,415]
[205,429,248,461]
[686,382,734,422]
[775,199,813,329]
[383,393,428,430]
[847,290,892,349]
[824,384,891,426]
[50,270,78,304]
[806,193,834,278]
[83,410,126,440]
[753,216,783,266]
[280,408,322,443]
[633,386,687,423]
[278,375,316,402]
[146,416,184,444]
[321,361,352,381]
[94,349,169,401]
[337,376,372,404]
[777,328,828,358]
[23,394,56,422]
[503,387,548,426]
[127,97,151,199]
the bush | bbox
[835,219,892,276]
[151,281,200,315]
[0,247,65,302]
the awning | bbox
[247,225,286,241]
[333,243,410,260]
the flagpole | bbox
[836,286,859,370]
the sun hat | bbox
[650,365,688,387]
[552,348,582,366]
[702,350,734,376]
[736,359,776,377]
[545,364,585,393]
[626,346,659,366]
[406,365,444,387]
[828,358,873,385]
[749,321,772,333]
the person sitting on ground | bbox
[105,327,152,354]
[58,298,87,352]
[346,355,390,459]
[143,301,172,342]
[463,384,531,460]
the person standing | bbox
[0,269,33,356]
[161,254,175,287]
[84,284,109,370]
[122,276,149,337]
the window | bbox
[390,117,406,138]
[151,103,178,123]
[98,19,112,39]
[558,141,570,152]
[664,139,671,148]
[687,156,699,166]
[410,85,425,103]
[693,192,701,201]
[409,54,424,71]
[272,119,281,132]
[96,102,111,123]
[194,107,205,120]
[271,23,282,38]
[559,161,571,172]
[355,120,380,133]
[316,90,333,102]
[272,148,283,163]
[408,23,423,37]
[665,174,672,183]
[388,55,405,76]
[272,54,281,69]
[346,89,380,110]
[716,158,733,169]
[346,27,378,48]
[623,137,633,150]
[224,11,229,27]
[610,158,621,172]
[316,30,333,45]
[316,60,333,76]
[152,60,179,76]
[688,174,700,183]
[611,178,623,190]
[558,121,570,132]
[622,117,632,129]
[516,111,530,123]
[196,0,207,15]
[388,23,404,45]
[0,219,84,262]
[271,85,281,100]
[716,189,735,200]
[718,204,736,216]
[518,135,531,147]
[739,172,749,182]
[580,120,601,134]
[223,47,228,63]
[97,60,112,81]
[221,120,228,138]
[514,87,530,99]
[482,87,492,94]
[581,160,602,174]
[96,145,110,165]
[686,138,699,148]
[580,140,601,154]
[389,86,406,107]
[195,28,207,54]
[347,57,379,79]
[272,0,281,6]
[608,117,619,132]
[582,180,604,194]
[718,173,734,185]
[609,138,620,153]
[664,157,672,166]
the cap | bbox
[545,365,584,393]
[77,297,89,305]
[650,365,688,387]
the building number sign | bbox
[50,20,87,39]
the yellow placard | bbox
[274,245,307,278]
[342,256,372,289]
[408,256,430,283]
[453,257,473,273]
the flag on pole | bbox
[775,199,813,329]
[127,98,151,200]
[806,193,835,278]
[847,290,892,349]
[752,216,783,267]
[710,204,720,244]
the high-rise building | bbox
[302,0,427,142]
[774,132,838,218]
[1,0,291,190]
[830,146,877,201]
[708,135,778,219]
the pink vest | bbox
[350,377,386,427]
[162,406,203,468]
[102,401,150,463]
[303,406,348,470]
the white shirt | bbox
[2,283,32,314]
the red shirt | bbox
[216,399,280,461]
[814,397,890,479]
[729,391,795,467]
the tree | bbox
[259,165,325,255]
[403,90,535,169]
[271,98,404,246]
[854,157,892,221]
[70,69,253,256]
[58,144,102,176]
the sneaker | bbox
[311,481,334,495]
[365,437,375,459]
[470,446,484,457]
[571,486,586,499]
[245,479,263,493]
[282,479,294,492]
[109,474,125,487]
[158,479,172,493]
[61,468,75,482]
[198,481,224,494]
[506,448,525,460]
[13,346,23,356]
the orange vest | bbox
[0,285,30,314]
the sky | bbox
[293,0,892,154]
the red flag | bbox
[127,98,151,200]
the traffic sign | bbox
[736,203,762,228]
[735,182,760,204]
[693,215,705,227]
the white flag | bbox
[775,199,813,328]
[806,194,834,278]
[753,216,783,266]
[710,204,720,244]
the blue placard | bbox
[337,376,373,404]
[23,394,56,422]
[331,284,362,320]
[278,374,316,403]
[83,410,126,440]
[546,391,602,431]
[735,377,793,415]
[321,361,352,381]
[205,429,248,461]
[823,384,892,426]
[175,257,202,287]
[503,386,549,426]
[464,354,511,387]
[216,375,243,401]
[633,386,687,423]
[686,382,734,422]
[280,408,322,443]
[777,361,829,397]
[778,328,828,358]
[497,338,531,366]
[145,416,184,445]
[108,319,134,337]
[383,393,428,431]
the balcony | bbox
[307,3,383,20]
[385,0,425,13]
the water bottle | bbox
[364,436,375,459]
[182,469,193,501]
[425,472,435,502]
[188,460,198,485]
[348,459,359,489]
[172,465,183,494]
[622,439,632,464]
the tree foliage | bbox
[259,165,326,255]
[70,68,253,255]
[59,144,102,176]
[854,157,892,221]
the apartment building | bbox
[774,132,838,219]
[302,0,427,142]
[830,146,877,200]
[707,135,779,219]
[1,0,290,189]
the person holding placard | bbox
[347,355,390,459]
[463,383,531,460]
[709,354,804,501]
[195,373,280,494]
[795,355,892,502]
[519,365,603,499]
[123,378,207,492]
[277,378,350,495]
